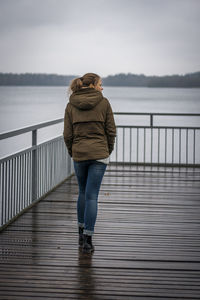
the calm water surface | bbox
[0,86,200,158]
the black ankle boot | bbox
[79,227,84,247]
[82,234,94,253]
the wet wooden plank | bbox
[0,165,200,299]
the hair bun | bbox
[70,73,100,93]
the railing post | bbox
[150,114,153,127]
[67,155,72,176]
[32,130,37,202]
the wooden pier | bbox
[0,165,200,299]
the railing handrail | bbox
[114,112,200,116]
[1,112,200,140]
[0,118,63,140]
[116,125,200,129]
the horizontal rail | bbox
[116,125,200,130]
[114,112,200,116]
[0,118,63,140]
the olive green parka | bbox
[63,88,116,161]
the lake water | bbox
[0,86,200,159]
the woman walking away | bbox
[63,73,116,253]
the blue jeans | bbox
[73,160,107,236]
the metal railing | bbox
[0,119,73,229]
[0,112,200,229]
[110,112,200,166]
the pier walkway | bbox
[0,164,200,299]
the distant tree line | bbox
[0,72,200,87]
[0,73,75,86]
[102,72,200,87]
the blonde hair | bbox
[69,73,100,93]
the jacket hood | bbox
[69,88,103,110]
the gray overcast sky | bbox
[0,0,200,76]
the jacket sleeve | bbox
[63,104,73,157]
[105,100,116,154]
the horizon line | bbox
[0,71,200,77]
